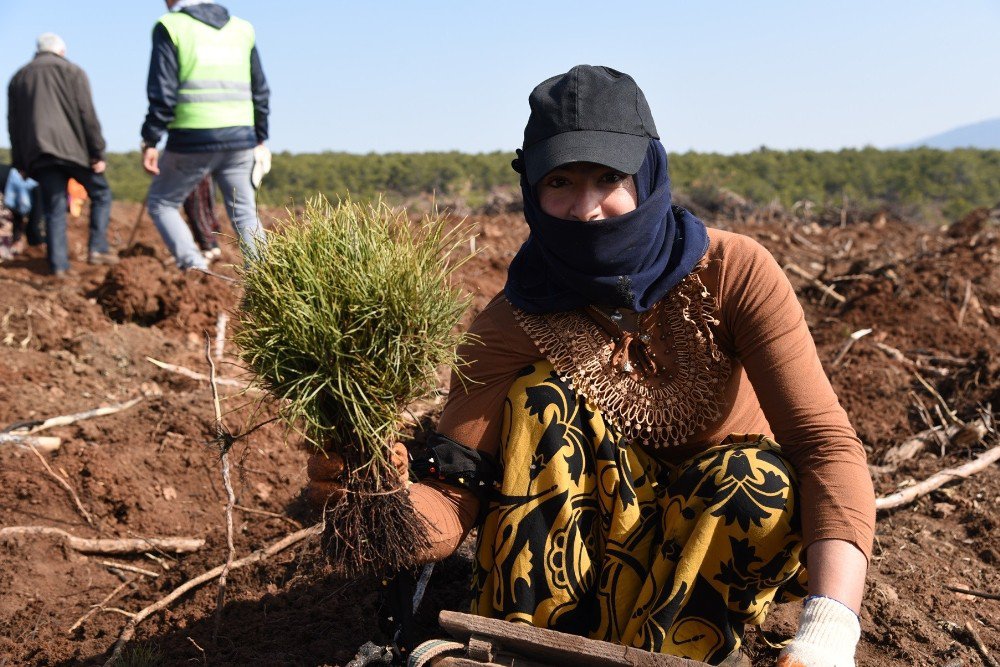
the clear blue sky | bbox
[1,1,998,155]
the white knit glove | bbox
[777,596,861,667]
[251,144,271,189]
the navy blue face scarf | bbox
[504,139,709,314]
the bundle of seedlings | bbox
[234,196,471,575]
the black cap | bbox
[520,65,659,185]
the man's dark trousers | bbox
[33,163,112,273]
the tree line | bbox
[4,147,999,222]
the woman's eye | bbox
[600,171,627,184]
[545,176,570,188]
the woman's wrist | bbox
[804,539,867,613]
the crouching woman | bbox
[309,65,875,667]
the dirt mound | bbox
[0,201,997,666]
[95,255,239,334]
[96,256,176,325]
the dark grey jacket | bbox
[7,52,106,174]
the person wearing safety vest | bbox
[140,0,270,270]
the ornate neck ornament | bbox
[585,306,659,376]
[512,269,732,448]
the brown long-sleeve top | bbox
[411,228,876,564]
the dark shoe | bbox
[88,251,120,266]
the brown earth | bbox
[0,200,998,666]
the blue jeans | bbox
[147,149,265,270]
[34,163,112,273]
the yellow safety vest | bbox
[158,12,255,129]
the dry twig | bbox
[874,342,949,378]
[829,273,872,284]
[965,621,999,667]
[933,405,953,443]
[913,371,961,426]
[784,263,846,304]
[791,231,824,253]
[144,552,171,571]
[67,577,137,633]
[191,267,237,284]
[876,444,1000,510]
[188,636,208,665]
[146,356,259,391]
[234,504,301,529]
[25,444,94,526]
[102,523,323,666]
[880,418,990,467]
[14,398,143,435]
[98,560,161,579]
[0,526,204,554]
[945,585,1000,601]
[205,334,237,641]
[956,279,972,327]
[0,433,61,451]
[215,312,229,360]
[909,391,941,439]
[831,328,872,367]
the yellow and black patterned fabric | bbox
[472,362,808,664]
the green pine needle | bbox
[234,196,471,470]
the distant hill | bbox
[901,117,1000,150]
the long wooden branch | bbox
[103,523,322,666]
[0,526,204,554]
[875,444,1000,510]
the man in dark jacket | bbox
[7,32,116,275]
[141,0,270,270]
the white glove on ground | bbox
[777,595,861,667]
[251,144,271,189]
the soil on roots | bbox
[319,448,431,577]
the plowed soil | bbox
[0,200,997,666]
